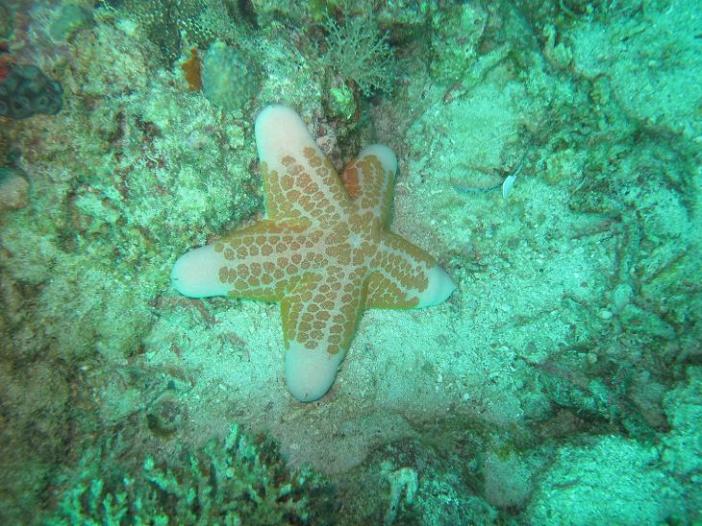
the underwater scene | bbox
[0,0,700,524]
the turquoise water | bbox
[0,1,700,524]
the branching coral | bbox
[46,425,336,525]
[318,11,396,96]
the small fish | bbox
[502,174,517,199]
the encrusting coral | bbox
[172,105,456,402]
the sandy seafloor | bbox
[0,0,700,524]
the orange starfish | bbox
[172,105,456,401]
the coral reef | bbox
[46,425,336,525]
[202,41,260,112]
[318,12,395,97]
[0,64,63,119]
[98,0,248,65]
[0,0,700,524]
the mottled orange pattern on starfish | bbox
[172,105,456,401]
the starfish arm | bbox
[368,232,457,309]
[341,144,397,226]
[280,268,366,401]
[172,221,321,301]
[256,105,351,225]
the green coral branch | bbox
[46,425,335,525]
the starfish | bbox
[172,105,456,402]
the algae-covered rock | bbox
[0,3,13,38]
[49,4,93,42]
[0,167,28,211]
[525,436,685,525]
[429,3,487,84]
[202,41,260,113]
[569,0,702,140]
